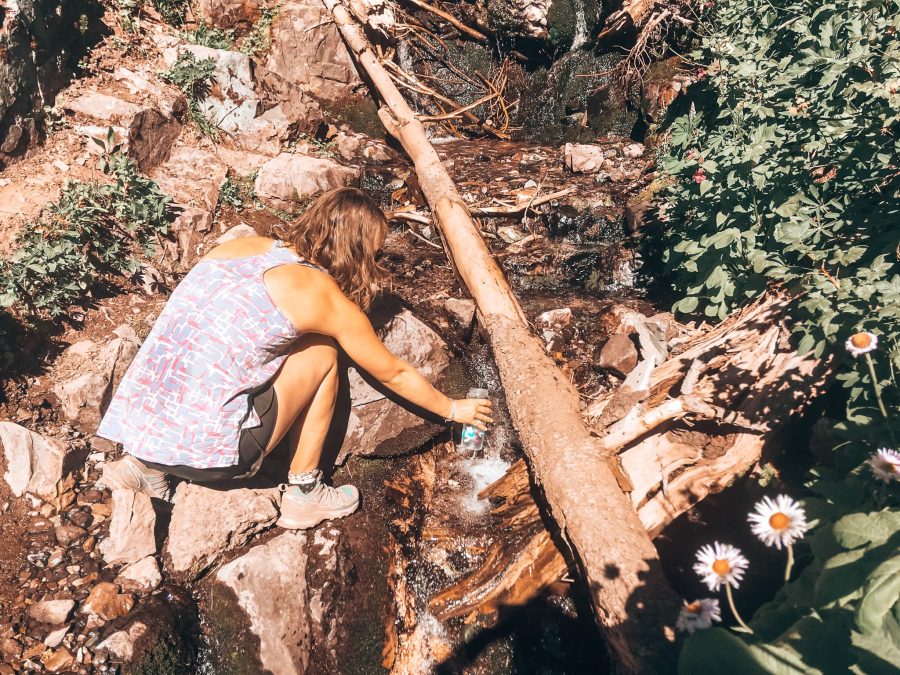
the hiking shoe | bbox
[97,455,173,502]
[276,482,360,529]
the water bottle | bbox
[458,388,489,454]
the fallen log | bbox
[430,292,831,625]
[323,1,683,669]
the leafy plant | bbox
[217,173,257,212]
[0,129,171,321]
[160,51,220,138]
[645,0,900,671]
[181,22,235,49]
[238,5,279,57]
[152,0,189,26]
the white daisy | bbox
[747,495,809,549]
[676,598,721,634]
[693,542,749,591]
[845,331,878,357]
[868,448,900,483]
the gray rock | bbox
[208,527,349,674]
[43,626,69,649]
[27,599,75,625]
[97,621,148,662]
[99,489,157,566]
[339,309,450,464]
[166,483,279,577]
[444,298,476,330]
[254,152,359,212]
[264,0,363,102]
[49,326,140,433]
[216,223,258,244]
[65,92,182,171]
[150,145,229,213]
[115,556,162,593]
[0,423,70,499]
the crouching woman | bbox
[97,187,492,529]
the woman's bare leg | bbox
[265,334,339,473]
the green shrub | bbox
[0,130,171,321]
[181,22,235,49]
[238,5,279,58]
[153,0,189,26]
[160,51,220,138]
[646,0,900,671]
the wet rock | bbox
[264,0,363,102]
[166,483,279,577]
[254,152,359,212]
[41,646,75,672]
[598,333,639,377]
[195,0,260,31]
[55,524,87,546]
[115,556,162,593]
[64,92,182,171]
[28,599,75,625]
[49,326,141,433]
[444,298,476,331]
[0,423,71,500]
[96,621,147,662]
[486,0,551,40]
[339,308,450,464]
[99,489,157,566]
[207,528,350,674]
[43,626,69,649]
[81,582,134,621]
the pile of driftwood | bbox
[323,1,830,671]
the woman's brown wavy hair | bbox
[285,187,388,310]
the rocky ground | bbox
[0,1,672,672]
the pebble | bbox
[82,536,97,553]
[48,549,66,568]
[81,582,133,621]
[55,524,87,546]
[28,517,53,533]
[79,489,103,504]
[68,510,93,529]
[42,645,75,672]
[43,626,69,649]
[1,637,23,660]
[27,599,75,626]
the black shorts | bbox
[141,384,279,482]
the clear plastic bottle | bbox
[458,387,489,454]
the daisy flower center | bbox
[768,512,790,530]
[685,602,702,614]
[712,559,731,576]
[850,333,872,348]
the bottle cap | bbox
[467,387,489,398]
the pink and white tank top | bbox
[98,240,320,469]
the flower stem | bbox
[725,584,753,634]
[784,544,794,584]
[865,353,890,421]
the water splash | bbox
[571,0,589,50]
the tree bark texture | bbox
[322,0,682,670]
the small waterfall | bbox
[571,0,589,50]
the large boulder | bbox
[195,0,261,33]
[338,308,451,464]
[64,92,182,171]
[264,0,364,103]
[205,527,350,674]
[99,489,157,565]
[0,423,71,500]
[49,325,140,433]
[165,483,279,577]
[254,152,359,212]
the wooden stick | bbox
[403,0,488,42]
[322,1,682,669]
[473,188,574,216]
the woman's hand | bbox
[450,398,493,430]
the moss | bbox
[320,95,384,138]
[198,582,266,673]
[547,0,577,52]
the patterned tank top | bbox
[98,240,320,469]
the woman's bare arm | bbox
[269,265,492,428]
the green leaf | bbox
[834,512,900,549]
[855,556,900,634]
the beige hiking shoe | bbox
[276,481,360,529]
[98,455,173,502]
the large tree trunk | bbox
[322,0,683,670]
[430,292,831,625]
